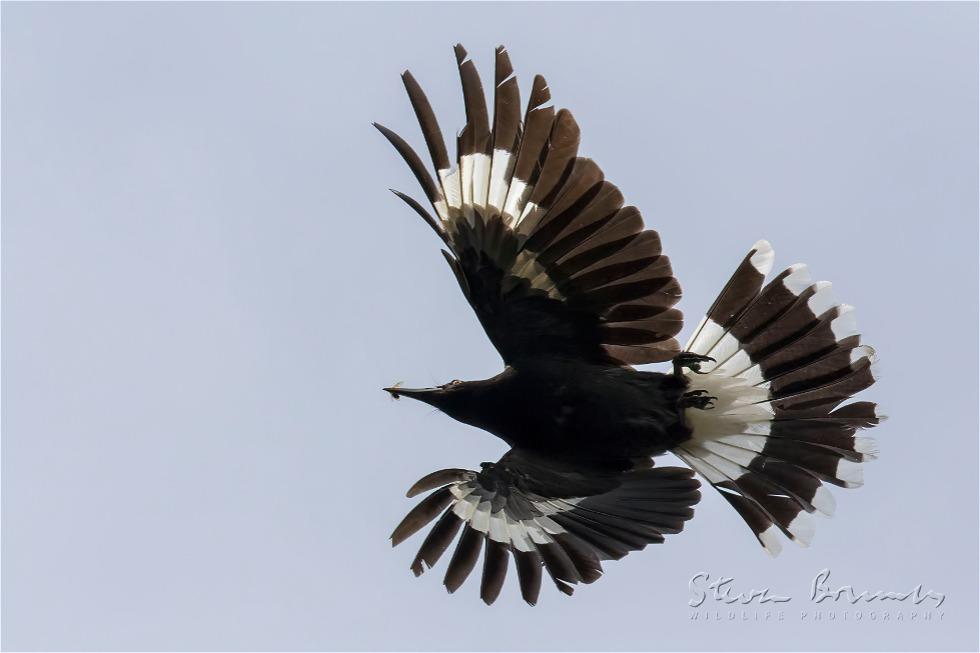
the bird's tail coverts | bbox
[674,240,883,556]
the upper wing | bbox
[376,45,683,366]
[390,450,700,604]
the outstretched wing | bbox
[376,45,683,366]
[390,450,700,604]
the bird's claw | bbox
[680,390,716,410]
[673,352,716,376]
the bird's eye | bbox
[447,379,463,387]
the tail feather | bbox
[675,241,882,555]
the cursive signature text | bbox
[688,572,792,607]
[810,568,945,607]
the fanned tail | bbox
[674,240,883,556]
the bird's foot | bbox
[680,389,716,410]
[673,352,715,376]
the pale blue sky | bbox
[3,2,977,651]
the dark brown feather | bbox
[390,487,454,546]
[411,510,462,576]
[444,525,483,593]
[527,110,580,208]
[479,539,509,605]
[705,244,770,328]
[373,123,441,207]
[510,75,554,186]
[389,190,449,246]
[401,71,451,171]
[513,549,543,606]
[454,44,491,157]
[491,46,521,156]
[405,469,472,498]
[553,534,603,583]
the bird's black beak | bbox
[383,386,442,403]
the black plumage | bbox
[377,45,883,603]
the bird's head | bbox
[383,378,494,424]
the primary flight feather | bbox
[376,45,883,605]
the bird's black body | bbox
[402,361,692,470]
[377,45,882,605]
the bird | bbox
[375,44,883,606]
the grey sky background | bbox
[3,2,977,651]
